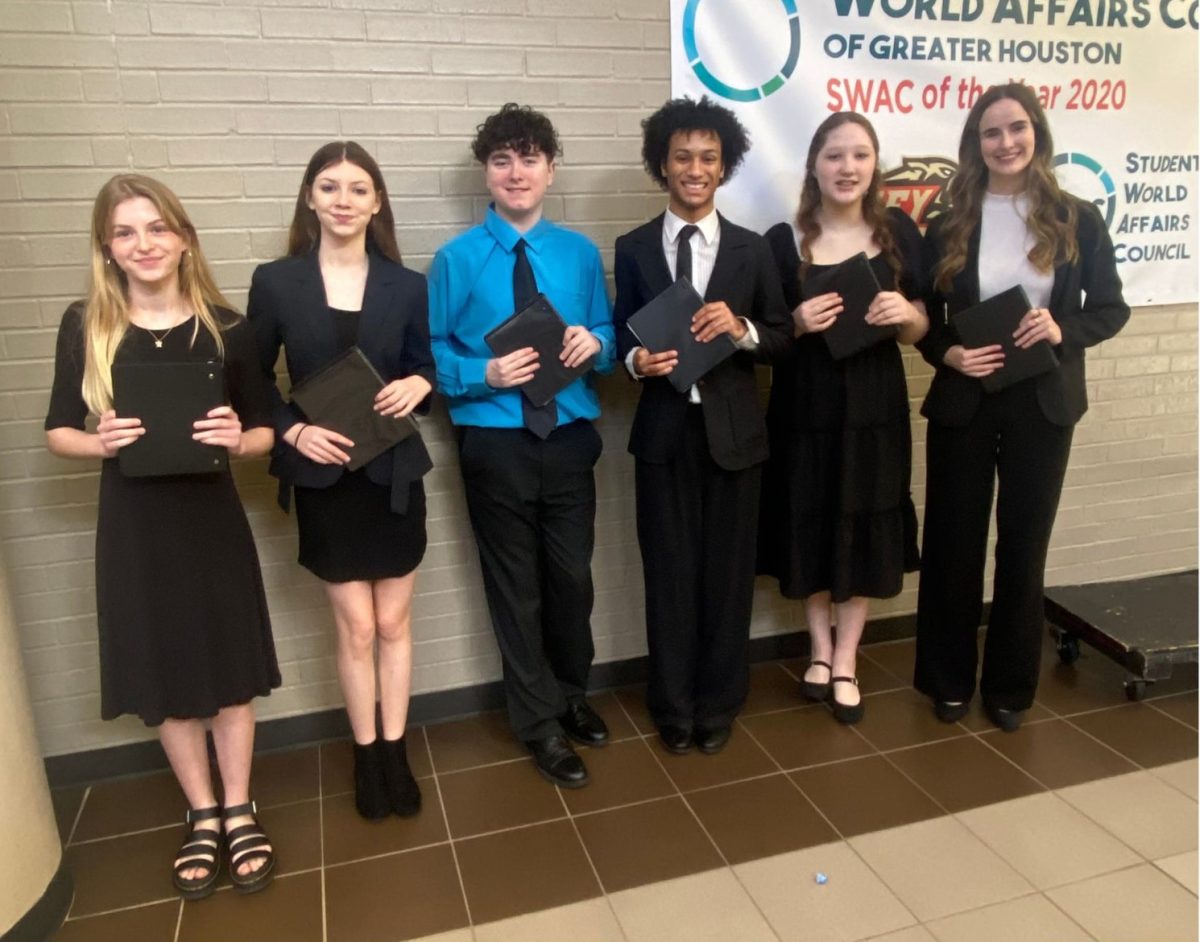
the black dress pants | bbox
[636,407,762,730]
[458,421,602,741]
[914,381,1074,712]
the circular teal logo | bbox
[683,0,801,103]
[1054,152,1116,228]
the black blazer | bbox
[613,213,791,470]
[917,196,1129,428]
[246,251,435,513]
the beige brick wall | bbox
[0,1,1194,757]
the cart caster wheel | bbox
[1124,680,1148,702]
[1056,635,1081,665]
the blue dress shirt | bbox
[428,207,615,429]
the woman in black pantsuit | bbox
[248,142,435,818]
[914,83,1129,731]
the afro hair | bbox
[640,96,751,189]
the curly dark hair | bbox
[640,96,750,188]
[471,103,561,163]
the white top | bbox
[978,191,1054,309]
[625,207,757,402]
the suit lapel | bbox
[705,213,747,303]
[636,214,672,298]
[295,254,339,369]
[357,254,396,361]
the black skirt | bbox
[294,470,426,583]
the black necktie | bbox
[513,239,556,439]
[675,224,699,284]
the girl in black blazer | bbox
[914,83,1129,731]
[758,112,927,725]
[248,142,435,818]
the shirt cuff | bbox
[733,318,759,350]
[624,346,644,380]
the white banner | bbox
[670,0,1199,305]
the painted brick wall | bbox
[0,0,1194,757]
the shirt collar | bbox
[664,206,719,245]
[485,204,550,254]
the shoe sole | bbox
[696,740,729,755]
[563,728,610,748]
[532,762,590,789]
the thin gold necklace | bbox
[145,323,180,348]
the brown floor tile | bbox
[740,704,875,770]
[439,758,565,838]
[1035,662,1133,715]
[322,786,447,865]
[686,773,837,864]
[586,690,639,741]
[792,754,945,837]
[559,738,676,815]
[251,745,321,808]
[177,871,322,942]
[456,818,600,924]
[887,737,1045,812]
[854,688,970,752]
[325,845,468,942]
[71,770,185,843]
[54,900,179,942]
[425,710,526,773]
[860,638,917,684]
[956,698,1057,732]
[213,799,321,889]
[742,663,808,715]
[319,733,432,796]
[51,786,86,843]
[65,827,181,917]
[613,685,655,735]
[575,796,723,893]
[1142,664,1199,700]
[652,726,777,792]
[1069,704,1199,768]
[979,717,1138,789]
[1151,691,1199,729]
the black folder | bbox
[289,346,418,471]
[953,285,1059,392]
[801,252,894,360]
[626,277,734,393]
[113,360,229,477]
[484,293,592,408]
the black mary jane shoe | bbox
[694,725,732,755]
[223,801,276,895]
[560,697,610,747]
[528,735,589,788]
[173,806,221,901]
[802,660,833,702]
[830,676,865,726]
[657,724,694,755]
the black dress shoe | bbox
[560,697,610,747]
[934,700,971,723]
[984,705,1024,733]
[527,735,589,788]
[658,724,693,755]
[694,725,731,755]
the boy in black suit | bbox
[613,97,790,755]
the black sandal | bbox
[802,660,833,702]
[830,676,865,725]
[223,801,276,895]
[173,806,221,901]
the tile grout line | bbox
[428,725,476,936]
[172,898,184,942]
[64,784,90,846]
[318,742,327,942]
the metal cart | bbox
[1044,570,1198,701]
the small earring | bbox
[105,257,111,266]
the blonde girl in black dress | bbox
[45,175,279,898]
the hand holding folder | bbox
[953,285,1059,392]
[484,294,593,407]
[289,347,419,471]
[800,252,896,360]
[626,277,736,393]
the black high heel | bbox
[380,735,422,817]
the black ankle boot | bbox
[380,735,422,817]
[353,741,390,820]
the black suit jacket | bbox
[246,251,435,513]
[614,214,791,470]
[917,197,1130,428]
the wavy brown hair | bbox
[795,112,900,288]
[287,141,402,263]
[933,82,1077,293]
[83,174,231,414]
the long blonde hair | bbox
[933,82,1078,293]
[82,174,232,414]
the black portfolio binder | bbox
[113,360,228,477]
[626,277,735,393]
[801,252,895,360]
[484,293,593,408]
[954,285,1059,392]
[289,346,418,471]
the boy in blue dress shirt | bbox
[428,104,616,788]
